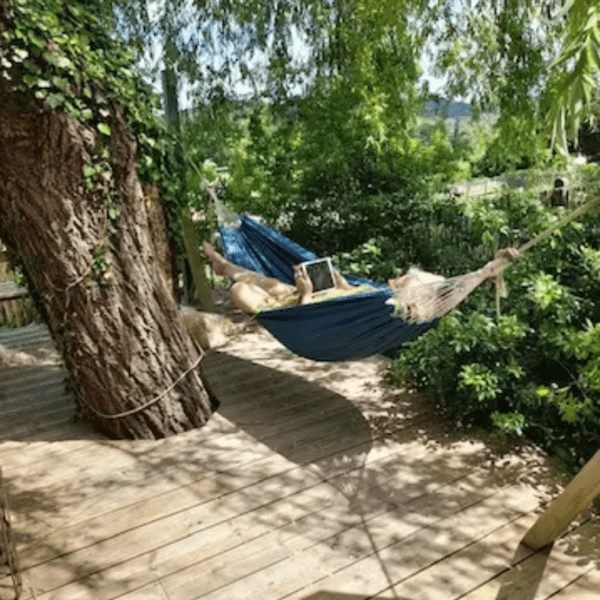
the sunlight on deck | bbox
[1,322,599,600]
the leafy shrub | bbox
[390,166,600,468]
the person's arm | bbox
[294,265,314,304]
[333,270,354,290]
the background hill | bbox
[423,99,471,118]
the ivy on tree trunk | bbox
[0,104,216,440]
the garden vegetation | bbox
[1,0,600,453]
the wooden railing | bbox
[0,282,30,328]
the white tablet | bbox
[299,258,337,294]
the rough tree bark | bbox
[0,105,216,439]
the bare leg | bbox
[203,242,294,298]
[230,282,274,314]
[203,241,245,278]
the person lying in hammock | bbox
[204,241,519,320]
[203,242,361,314]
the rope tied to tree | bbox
[516,194,600,255]
[83,350,205,420]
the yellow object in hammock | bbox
[256,285,375,314]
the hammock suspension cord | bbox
[390,195,600,322]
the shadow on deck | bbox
[1,323,599,600]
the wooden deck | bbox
[1,321,600,600]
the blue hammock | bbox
[219,215,436,361]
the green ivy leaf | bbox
[12,47,28,62]
[52,75,69,91]
[97,122,111,136]
[28,31,46,52]
[24,58,40,73]
[55,54,75,70]
[46,92,65,109]
[23,73,37,88]
[83,164,96,178]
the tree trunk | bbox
[0,107,216,439]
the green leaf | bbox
[55,54,75,70]
[12,47,28,62]
[41,50,56,65]
[24,59,40,73]
[28,31,46,51]
[83,164,96,179]
[97,123,111,136]
[535,386,551,401]
[23,74,38,88]
[46,92,65,109]
[52,76,70,91]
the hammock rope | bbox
[517,195,600,254]
[389,196,600,323]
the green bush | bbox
[390,166,600,468]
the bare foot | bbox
[202,241,228,276]
[202,241,216,257]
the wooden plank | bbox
[0,413,234,474]
[10,447,572,600]
[2,325,587,600]
[544,563,600,600]
[522,448,600,550]
[18,435,455,578]
[458,519,600,600]
[0,289,26,301]
[10,415,372,552]
[1,409,76,441]
[7,426,266,524]
[281,510,537,600]
[0,365,64,390]
[0,440,97,470]
[24,442,496,600]
[173,486,538,600]
[129,453,540,600]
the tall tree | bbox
[0,0,215,439]
[544,0,600,153]
[430,0,600,157]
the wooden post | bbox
[522,449,600,550]
[181,210,215,312]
